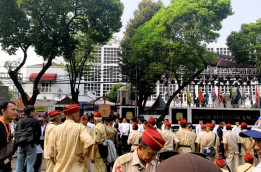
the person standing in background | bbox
[196,120,203,135]
[232,122,242,156]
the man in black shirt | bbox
[217,122,225,159]
[0,101,18,172]
[15,105,41,172]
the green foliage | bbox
[122,0,232,111]
[107,84,125,101]
[4,59,21,72]
[8,91,12,100]
[227,18,261,67]
[203,52,219,65]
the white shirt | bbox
[121,122,130,136]
[87,122,95,129]
[253,162,261,172]
[138,124,144,133]
[129,123,133,133]
[196,124,202,135]
[213,125,218,135]
[232,125,241,142]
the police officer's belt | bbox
[178,145,192,149]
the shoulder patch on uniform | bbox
[118,153,132,164]
[115,166,122,172]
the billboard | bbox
[0,86,9,103]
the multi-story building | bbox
[206,44,232,56]
[84,40,123,98]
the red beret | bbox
[94,112,102,118]
[180,118,187,127]
[201,124,206,130]
[244,152,253,163]
[207,123,215,129]
[216,157,225,168]
[164,121,171,127]
[133,122,138,128]
[241,122,247,129]
[48,110,61,118]
[142,124,165,151]
[80,115,88,120]
[148,116,156,125]
[226,123,232,129]
[63,104,79,115]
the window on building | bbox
[39,83,52,92]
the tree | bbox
[62,0,123,103]
[120,0,163,114]
[227,18,261,67]
[107,84,125,102]
[125,0,232,123]
[0,0,123,105]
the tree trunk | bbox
[156,70,204,126]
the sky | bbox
[0,0,261,69]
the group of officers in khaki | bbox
[43,104,256,172]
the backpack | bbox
[14,119,34,147]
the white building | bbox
[84,40,123,98]
[24,63,96,112]
[206,43,232,56]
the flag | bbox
[234,88,241,104]
[180,92,183,105]
[187,89,192,103]
[230,89,234,105]
[241,89,246,105]
[249,89,253,105]
[206,90,209,105]
[256,86,259,105]
[198,89,205,102]
[211,89,217,101]
[218,89,222,103]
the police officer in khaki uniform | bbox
[43,110,61,172]
[112,123,165,172]
[236,152,255,172]
[80,115,94,172]
[201,123,220,162]
[223,123,239,171]
[49,104,94,172]
[161,121,179,151]
[195,124,207,152]
[239,122,255,163]
[91,112,114,172]
[175,118,193,153]
[127,123,142,152]
[187,123,197,152]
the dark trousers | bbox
[34,153,42,172]
[122,135,129,152]
[238,143,241,154]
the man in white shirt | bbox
[222,121,227,134]
[195,120,203,135]
[129,119,134,133]
[212,120,218,135]
[239,117,261,172]
[232,122,242,155]
[137,119,144,133]
[121,118,130,151]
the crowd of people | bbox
[0,100,261,172]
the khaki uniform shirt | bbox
[94,122,114,157]
[239,129,255,155]
[112,149,156,172]
[127,130,142,151]
[43,122,56,159]
[86,125,94,138]
[223,130,238,153]
[161,130,179,151]
[195,131,207,152]
[176,128,192,146]
[201,131,220,152]
[236,163,255,172]
[189,130,197,152]
[49,120,94,172]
